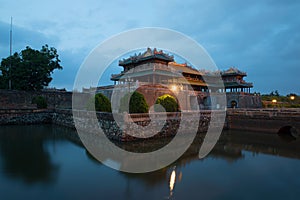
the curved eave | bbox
[224,82,253,88]
[185,79,207,86]
[111,69,181,81]
[111,73,124,81]
[119,55,174,66]
[221,73,247,77]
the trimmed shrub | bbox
[32,96,47,109]
[119,91,149,113]
[86,93,112,112]
[155,94,179,112]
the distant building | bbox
[85,48,261,110]
[221,68,261,108]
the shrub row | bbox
[86,92,179,113]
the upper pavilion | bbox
[221,67,253,93]
[111,48,253,94]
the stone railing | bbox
[227,108,300,117]
[226,108,300,133]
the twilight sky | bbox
[0,0,299,94]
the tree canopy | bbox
[0,45,62,91]
[269,90,280,96]
[86,93,112,112]
[155,94,179,112]
[119,91,149,113]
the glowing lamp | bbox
[290,96,295,100]
[171,85,178,93]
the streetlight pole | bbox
[9,17,12,90]
[272,99,277,108]
[290,95,295,106]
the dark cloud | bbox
[1,0,299,94]
[153,0,300,94]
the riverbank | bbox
[0,109,213,141]
[1,108,300,141]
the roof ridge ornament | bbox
[119,48,174,66]
[222,66,246,75]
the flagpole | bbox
[9,17,12,90]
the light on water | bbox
[169,168,176,197]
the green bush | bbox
[119,91,149,113]
[155,94,179,112]
[86,93,112,112]
[290,104,300,108]
[32,96,47,109]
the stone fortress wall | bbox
[0,89,73,109]
[0,90,298,142]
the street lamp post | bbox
[9,17,13,90]
[272,99,277,108]
[290,95,295,107]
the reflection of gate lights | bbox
[169,169,176,194]
[272,99,277,103]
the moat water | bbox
[0,125,300,200]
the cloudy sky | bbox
[0,0,299,94]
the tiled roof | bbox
[119,48,174,66]
[221,67,247,76]
[224,82,253,88]
[168,62,203,75]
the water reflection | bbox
[220,130,300,160]
[169,167,176,196]
[71,127,300,185]
[115,129,300,198]
[168,166,182,199]
[0,125,60,184]
[0,125,300,199]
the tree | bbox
[155,94,179,112]
[86,93,112,112]
[119,91,149,113]
[270,90,279,96]
[0,45,62,91]
[287,93,297,97]
[0,73,5,89]
[32,96,47,109]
